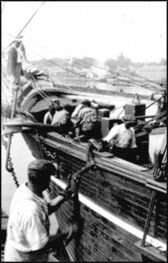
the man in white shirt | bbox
[103,115,138,162]
[4,159,78,261]
[51,104,74,136]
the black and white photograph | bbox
[1,1,167,261]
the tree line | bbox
[35,54,166,71]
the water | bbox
[1,133,35,215]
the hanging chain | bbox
[7,155,20,187]
[2,134,20,188]
[37,132,58,160]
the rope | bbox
[16,2,45,38]
[145,96,163,110]
[31,74,52,104]
[26,37,163,92]
[4,29,164,93]
[6,2,45,50]
[117,107,124,118]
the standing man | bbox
[7,36,27,99]
[4,159,77,262]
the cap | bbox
[81,99,91,107]
[123,115,136,122]
[28,159,56,175]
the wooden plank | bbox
[146,179,166,194]
[44,136,148,185]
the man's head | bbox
[81,99,91,107]
[64,104,72,113]
[27,159,56,191]
[123,115,137,129]
[52,99,62,111]
[13,40,22,48]
[13,36,23,48]
[49,104,56,115]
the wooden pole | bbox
[141,190,156,247]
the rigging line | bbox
[18,36,161,93]
[118,67,163,87]
[113,77,159,92]
[31,47,161,90]
[33,55,106,87]
[42,57,160,92]
[20,41,98,87]
[24,39,108,86]
[5,32,160,92]
[16,2,45,38]
[112,70,160,90]
[22,33,163,88]
[28,42,92,80]
[28,38,161,88]
[25,37,107,72]
[2,35,53,103]
[21,46,74,93]
[47,71,74,92]
[3,36,72,96]
[32,81,51,103]
[40,58,157,92]
[5,2,45,50]
[29,39,137,86]
[4,32,164,92]
[111,69,161,90]
[145,96,163,110]
[31,75,52,104]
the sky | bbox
[2,1,167,63]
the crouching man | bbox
[103,115,138,163]
[4,159,78,262]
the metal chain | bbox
[37,132,58,160]
[2,135,20,188]
[7,155,20,187]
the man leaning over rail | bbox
[4,159,78,262]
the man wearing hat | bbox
[4,159,77,262]
[102,115,138,162]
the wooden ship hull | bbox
[20,129,166,262]
[2,73,167,262]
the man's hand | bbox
[63,188,73,201]
[59,187,73,201]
